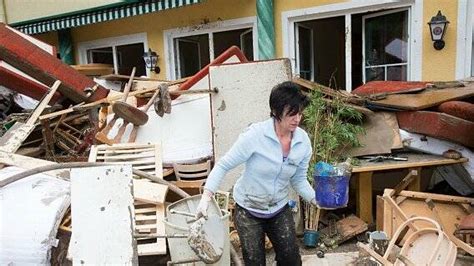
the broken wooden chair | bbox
[172,160,211,195]
[358,216,457,265]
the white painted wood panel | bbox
[209,59,292,191]
[69,165,137,264]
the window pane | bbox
[87,47,113,65]
[387,65,407,80]
[116,43,146,76]
[213,28,253,60]
[175,34,209,78]
[297,25,312,80]
[365,10,408,67]
[365,67,385,82]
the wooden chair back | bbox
[173,160,211,181]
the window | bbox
[173,27,254,78]
[363,9,409,82]
[78,33,148,76]
[296,23,314,81]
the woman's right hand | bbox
[195,189,213,219]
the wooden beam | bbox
[407,167,422,192]
[356,171,373,223]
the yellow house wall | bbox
[422,0,458,81]
[35,0,460,81]
[4,0,121,24]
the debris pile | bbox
[0,21,472,265]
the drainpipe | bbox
[0,0,7,23]
[58,29,74,65]
[257,0,275,59]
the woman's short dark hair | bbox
[269,81,309,121]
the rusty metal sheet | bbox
[397,111,474,148]
[367,83,474,110]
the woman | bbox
[196,81,316,265]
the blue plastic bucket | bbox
[303,230,320,247]
[314,175,350,209]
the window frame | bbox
[77,33,149,76]
[362,8,411,82]
[164,17,257,80]
[282,0,422,92]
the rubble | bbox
[0,34,472,265]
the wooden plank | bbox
[385,189,474,204]
[367,85,474,110]
[407,167,422,191]
[97,147,155,154]
[154,143,163,179]
[25,80,61,125]
[390,170,418,197]
[0,123,35,153]
[69,165,137,264]
[133,179,168,204]
[353,153,467,173]
[376,196,384,231]
[96,153,155,160]
[320,215,368,246]
[356,172,373,224]
[0,150,67,177]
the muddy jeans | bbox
[234,204,301,266]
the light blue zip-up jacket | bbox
[205,118,315,214]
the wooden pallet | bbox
[89,143,163,179]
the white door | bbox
[363,9,410,82]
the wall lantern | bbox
[428,10,449,50]
[143,48,160,73]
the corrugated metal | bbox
[13,0,202,35]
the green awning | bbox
[12,0,203,35]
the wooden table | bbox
[352,153,468,224]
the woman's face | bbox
[278,108,303,132]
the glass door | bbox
[363,9,409,82]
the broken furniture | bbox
[359,216,457,265]
[397,110,474,148]
[0,80,61,153]
[319,215,368,248]
[172,159,211,195]
[455,214,474,246]
[88,143,168,255]
[164,194,230,265]
[381,188,474,256]
[353,152,468,223]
